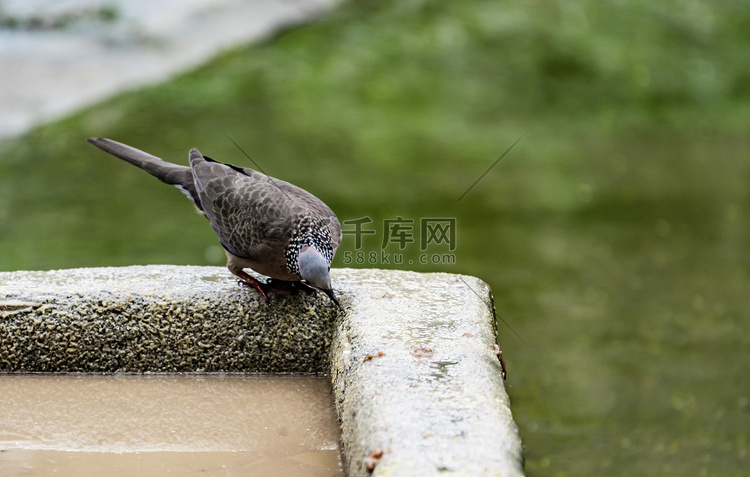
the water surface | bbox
[0,374,343,476]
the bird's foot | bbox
[236,272,271,303]
[264,278,317,295]
[236,273,317,303]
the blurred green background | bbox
[1,0,748,475]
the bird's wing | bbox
[189,149,297,260]
[190,149,343,261]
[235,165,342,252]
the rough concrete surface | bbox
[331,268,524,476]
[0,265,338,372]
[0,265,524,475]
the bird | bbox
[87,137,342,306]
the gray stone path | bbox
[0,0,339,138]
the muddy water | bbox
[0,374,344,476]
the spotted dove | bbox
[88,138,342,305]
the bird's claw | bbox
[237,274,320,303]
[237,276,270,303]
[264,278,318,295]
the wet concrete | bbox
[331,269,524,476]
[0,266,524,475]
[0,374,344,476]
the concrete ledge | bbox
[0,266,337,372]
[0,266,524,476]
[330,269,523,476]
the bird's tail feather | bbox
[87,137,204,213]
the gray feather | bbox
[88,138,203,213]
[88,138,342,284]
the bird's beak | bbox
[323,288,340,307]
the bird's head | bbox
[298,246,339,306]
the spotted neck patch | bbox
[285,217,334,277]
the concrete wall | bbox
[0,265,524,476]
